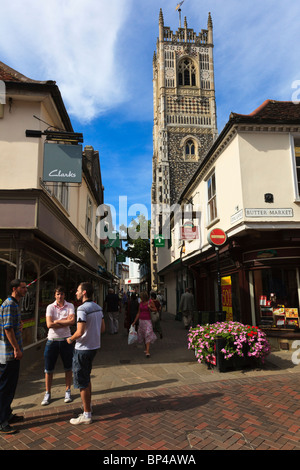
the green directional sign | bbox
[154,234,165,247]
[107,233,120,248]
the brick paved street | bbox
[1,312,300,453]
[1,373,300,452]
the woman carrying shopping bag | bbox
[132,291,157,358]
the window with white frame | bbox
[53,183,69,211]
[294,138,300,197]
[85,196,93,238]
[207,171,217,224]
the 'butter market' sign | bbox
[43,143,82,183]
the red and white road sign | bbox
[207,228,227,246]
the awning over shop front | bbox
[38,239,110,284]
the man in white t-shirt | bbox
[67,282,105,425]
[41,287,75,406]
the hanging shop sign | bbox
[43,143,82,183]
[180,221,199,240]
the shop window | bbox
[254,268,299,328]
[21,260,38,346]
[207,171,217,224]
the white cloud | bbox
[1,0,300,129]
[0,0,133,122]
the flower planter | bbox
[188,321,270,373]
[215,337,258,372]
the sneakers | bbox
[70,413,92,425]
[41,389,72,405]
[41,391,51,406]
[0,421,18,434]
[64,389,72,403]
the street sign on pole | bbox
[207,228,227,247]
[207,228,227,313]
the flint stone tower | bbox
[151,9,218,289]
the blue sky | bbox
[1,0,300,228]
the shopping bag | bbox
[151,311,159,323]
[128,325,138,345]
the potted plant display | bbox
[187,321,271,372]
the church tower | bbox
[151,8,218,289]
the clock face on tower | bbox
[201,70,210,80]
[166,68,175,78]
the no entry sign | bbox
[207,228,227,247]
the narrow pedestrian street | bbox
[1,310,300,453]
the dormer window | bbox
[178,59,196,87]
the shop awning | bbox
[38,239,110,284]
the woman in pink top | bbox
[132,291,157,358]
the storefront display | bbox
[259,294,299,329]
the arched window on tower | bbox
[185,139,195,159]
[178,59,196,87]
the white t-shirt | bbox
[75,300,103,351]
[46,300,75,340]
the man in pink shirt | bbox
[41,286,75,406]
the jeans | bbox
[44,339,74,373]
[0,359,20,424]
[72,349,97,389]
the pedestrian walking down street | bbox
[0,279,27,434]
[179,288,195,329]
[41,286,75,406]
[132,291,157,358]
[124,293,139,333]
[157,291,164,319]
[104,288,120,334]
[67,282,105,425]
[150,292,163,338]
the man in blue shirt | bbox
[0,279,27,434]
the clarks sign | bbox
[43,143,82,183]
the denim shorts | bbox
[44,339,74,374]
[72,349,97,389]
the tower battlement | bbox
[159,9,213,45]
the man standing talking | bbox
[41,286,75,406]
[0,279,27,434]
[67,282,105,425]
